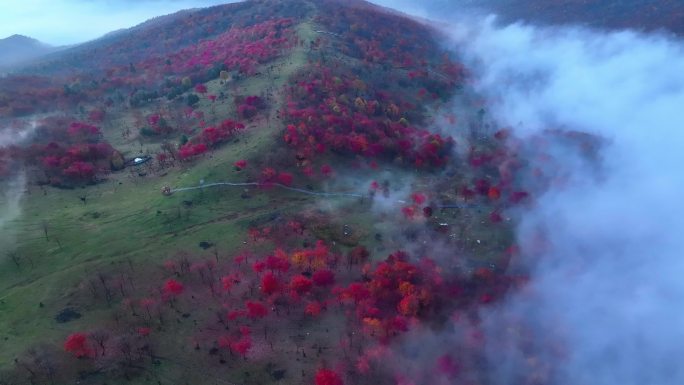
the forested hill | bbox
[21,0,314,76]
[0,1,536,385]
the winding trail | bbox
[170,181,364,198]
[168,181,478,209]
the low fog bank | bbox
[369,0,684,382]
[0,121,36,250]
[444,15,684,385]
[0,121,37,145]
[0,172,27,248]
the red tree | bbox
[195,84,208,94]
[261,272,280,296]
[62,161,96,182]
[315,368,343,385]
[488,186,501,201]
[305,301,323,317]
[64,332,92,358]
[411,193,426,205]
[231,336,252,358]
[277,172,293,186]
[290,275,313,295]
[312,269,335,286]
[246,301,268,319]
[163,279,184,300]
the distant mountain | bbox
[378,0,684,36]
[0,34,61,69]
[473,0,684,36]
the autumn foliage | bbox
[282,65,456,171]
[162,279,184,300]
[12,118,122,186]
[315,368,343,385]
[26,1,544,384]
[64,333,92,358]
[178,119,245,160]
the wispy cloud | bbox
[0,120,37,252]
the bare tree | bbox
[8,252,20,268]
[41,221,49,241]
[91,329,111,357]
[15,346,58,385]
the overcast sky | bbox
[0,0,238,45]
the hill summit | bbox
[0,1,523,385]
[0,34,58,68]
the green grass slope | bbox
[0,20,320,372]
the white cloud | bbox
[446,17,684,385]
[365,2,684,383]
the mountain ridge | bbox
[20,0,315,76]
